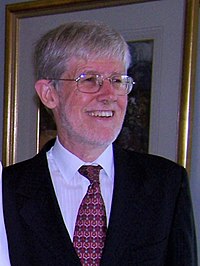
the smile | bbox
[88,110,114,117]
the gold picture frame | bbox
[2,0,199,170]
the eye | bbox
[111,76,123,85]
[78,74,100,90]
[113,77,122,82]
[82,74,97,83]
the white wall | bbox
[0,0,199,262]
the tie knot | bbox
[78,165,102,184]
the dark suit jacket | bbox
[2,141,197,266]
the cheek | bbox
[60,91,88,118]
[119,98,128,114]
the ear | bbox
[35,80,58,109]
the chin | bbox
[88,133,119,147]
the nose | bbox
[96,78,117,102]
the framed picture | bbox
[2,0,199,170]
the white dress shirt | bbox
[0,139,114,264]
[47,138,114,240]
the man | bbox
[1,21,197,265]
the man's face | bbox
[53,57,128,150]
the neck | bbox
[57,136,109,162]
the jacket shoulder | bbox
[3,138,55,174]
[2,139,55,189]
[114,144,187,183]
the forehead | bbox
[67,57,126,76]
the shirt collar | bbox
[51,137,114,182]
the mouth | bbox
[87,110,114,117]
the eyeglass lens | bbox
[77,74,133,95]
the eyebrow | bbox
[78,71,125,76]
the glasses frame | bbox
[48,73,135,95]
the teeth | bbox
[88,111,113,117]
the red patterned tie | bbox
[73,165,107,266]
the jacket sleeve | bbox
[165,167,198,266]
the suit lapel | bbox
[16,147,80,265]
[101,146,158,264]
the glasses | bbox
[48,73,135,95]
